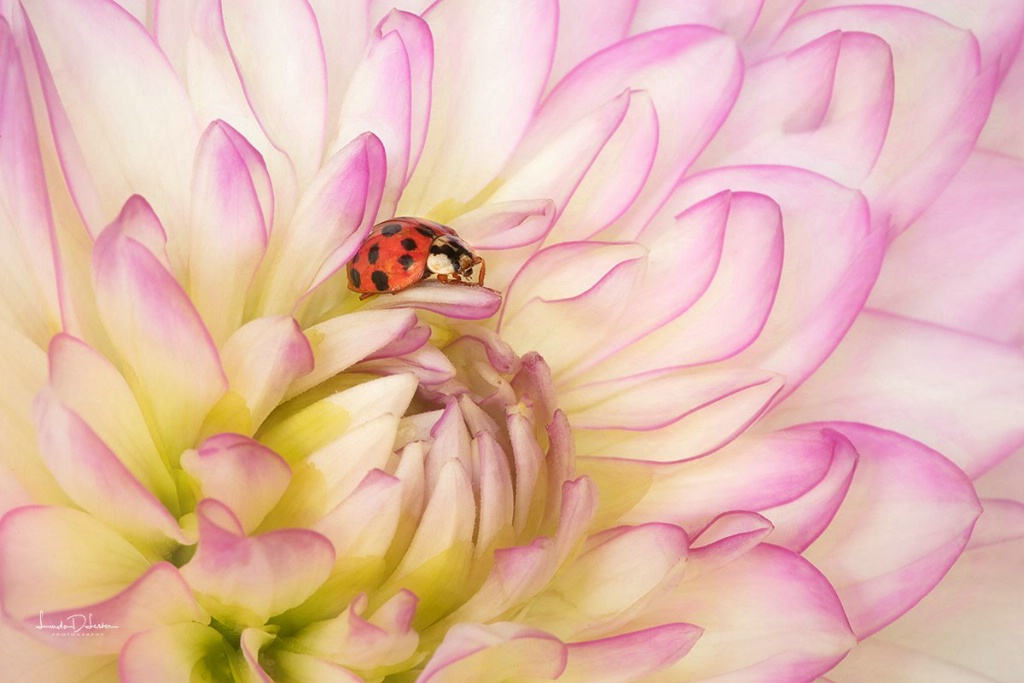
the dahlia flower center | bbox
[166,319,592,678]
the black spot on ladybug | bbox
[367,244,380,264]
[372,270,389,291]
[349,268,361,288]
[381,223,402,236]
[416,226,435,239]
[398,254,415,270]
[401,238,417,251]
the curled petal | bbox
[418,622,567,683]
[669,165,883,395]
[93,202,227,461]
[520,523,689,641]
[651,545,854,681]
[119,623,226,683]
[188,120,270,345]
[180,500,335,623]
[32,390,187,549]
[523,25,743,236]
[698,30,895,190]
[181,433,292,534]
[254,133,385,316]
[221,315,315,431]
[776,5,996,231]
[362,280,503,320]
[295,591,419,672]
[287,309,419,399]
[801,423,981,638]
[578,427,845,532]
[47,334,176,511]
[562,623,704,683]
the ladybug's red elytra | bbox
[347,217,486,300]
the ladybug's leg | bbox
[359,292,376,300]
[474,258,486,287]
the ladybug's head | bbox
[427,235,481,278]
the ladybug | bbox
[347,217,486,299]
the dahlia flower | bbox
[0,0,1022,681]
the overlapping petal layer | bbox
[1,0,1022,681]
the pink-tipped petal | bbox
[47,333,177,510]
[332,12,432,216]
[562,623,704,683]
[561,367,782,432]
[499,241,647,378]
[529,26,742,236]
[770,311,1024,478]
[307,414,402,510]
[520,523,689,641]
[0,506,150,619]
[240,628,275,683]
[551,89,658,244]
[315,470,403,558]
[377,10,434,182]
[295,591,419,671]
[490,90,633,217]
[119,623,225,683]
[19,563,205,656]
[180,499,335,622]
[669,165,883,396]
[826,489,1024,681]
[271,651,365,683]
[760,428,859,552]
[0,17,59,347]
[869,151,1024,345]
[93,204,227,461]
[220,0,327,186]
[577,428,844,533]
[418,622,567,683]
[777,5,996,232]
[448,199,555,251]
[698,30,895,191]
[254,133,385,315]
[475,432,515,554]
[188,120,270,345]
[394,459,475,577]
[32,390,187,548]
[181,433,292,534]
[802,423,981,638]
[799,0,1024,78]
[651,545,854,681]
[399,0,557,216]
[221,315,315,430]
[686,511,774,577]
[585,191,784,381]
[287,309,419,399]
[22,0,197,250]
